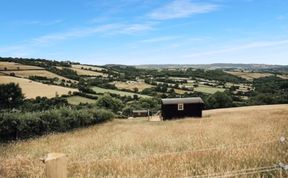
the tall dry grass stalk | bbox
[0,104,288,177]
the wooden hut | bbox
[132,110,149,117]
[161,97,204,120]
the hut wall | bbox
[161,103,203,120]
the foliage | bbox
[205,92,234,109]
[96,94,124,112]
[0,83,24,109]
[20,97,69,112]
[0,107,114,142]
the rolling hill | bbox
[0,104,287,177]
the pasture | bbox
[91,86,150,98]
[71,67,107,77]
[0,70,72,82]
[113,81,152,91]
[0,76,77,98]
[0,104,287,177]
[194,85,225,94]
[0,62,43,71]
[71,64,107,72]
[66,96,97,105]
[226,71,272,81]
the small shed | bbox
[161,97,204,120]
[132,110,149,117]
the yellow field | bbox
[71,68,107,77]
[114,81,152,91]
[0,76,77,98]
[226,71,272,81]
[72,64,107,72]
[0,62,43,71]
[0,104,287,177]
[0,70,72,81]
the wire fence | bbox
[188,165,283,178]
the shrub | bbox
[0,108,114,142]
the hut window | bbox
[178,103,184,111]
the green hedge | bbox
[0,108,114,142]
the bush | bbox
[0,108,114,142]
[96,94,124,113]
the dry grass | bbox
[0,62,43,71]
[0,105,288,177]
[0,70,72,81]
[114,81,152,91]
[72,65,107,72]
[226,71,272,81]
[0,76,77,98]
[71,68,107,77]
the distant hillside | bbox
[135,63,288,72]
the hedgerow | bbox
[0,108,114,142]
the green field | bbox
[91,86,150,98]
[194,85,225,94]
[66,96,97,105]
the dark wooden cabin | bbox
[161,97,204,120]
[132,110,149,117]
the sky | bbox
[0,0,288,65]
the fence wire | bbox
[189,165,282,178]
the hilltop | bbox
[0,104,287,177]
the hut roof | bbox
[161,97,204,105]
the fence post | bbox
[42,153,67,178]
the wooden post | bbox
[43,153,67,178]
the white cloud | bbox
[148,0,218,20]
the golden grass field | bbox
[0,70,72,81]
[0,76,77,99]
[0,62,43,71]
[71,68,107,77]
[72,64,107,72]
[0,104,287,177]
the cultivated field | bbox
[0,76,77,98]
[0,62,43,71]
[0,105,287,177]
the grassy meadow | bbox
[0,76,77,99]
[67,96,97,105]
[91,86,150,98]
[0,104,287,177]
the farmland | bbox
[0,76,77,98]
[0,104,287,177]
[66,96,97,105]
[194,85,225,94]
[0,70,72,81]
[72,64,107,72]
[91,86,150,98]
[0,62,43,71]
[226,71,273,81]
[71,67,107,77]
[113,81,152,91]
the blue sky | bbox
[0,0,288,65]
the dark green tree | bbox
[0,83,24,109]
